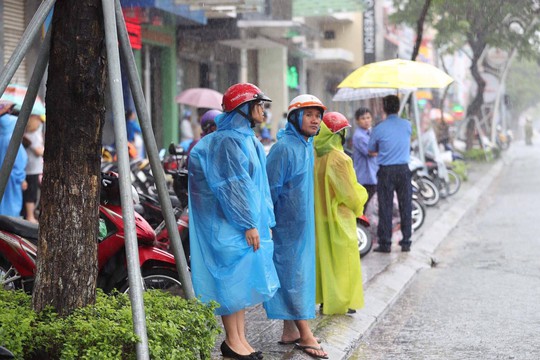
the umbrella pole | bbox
[0,29,51,205]
[411,92,425,163]
[114,0,195,301]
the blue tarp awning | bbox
[120,0,206,24]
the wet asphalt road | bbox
[351,141,540,360]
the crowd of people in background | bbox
[0,100,44,223]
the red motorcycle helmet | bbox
[221,83,272,112]
[322,111,351,133]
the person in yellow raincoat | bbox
[314,111,368,315]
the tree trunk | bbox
[411,0,432,61]
[465,40,487,150]
[33,0,106,315]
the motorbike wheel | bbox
[445,170,461,196]
[356,221,372,258]
[411,198,426,232]
[121,267,184,297]
[415,177,440,207]
[0,255,20,291]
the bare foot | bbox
[280,333,301,343]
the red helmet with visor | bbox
[221,83,272,112]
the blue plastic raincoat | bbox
[188,104,280,316]
[0,114,27,216]
[263,121,316,320]
[314,122,367,315]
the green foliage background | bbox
[0,289,220,360]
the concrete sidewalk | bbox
[211,158,505,360]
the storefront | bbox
[2,0,27,84]
[119,1,205,148]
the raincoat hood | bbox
[215,103,254,135]
[314,122,343,157]
[277,120,313,146]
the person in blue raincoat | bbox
[188,83,279,360]
[264,94,329,360]
[0,101,28,217]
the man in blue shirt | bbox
[352,107,378,204]
[368,95,412,252]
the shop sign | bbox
[363,0,376,64]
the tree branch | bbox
[411,0,432,60]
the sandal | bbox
[278,337,321,345]
[294,344,329,359]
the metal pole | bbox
[101,1,149,359]
[114,0,195,299]
[0,0,55,96]
[411,92,425,163]
[0,29,51,204]
[143,46,152,117]
[489,50,516,144]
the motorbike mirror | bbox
[168,143,177,155]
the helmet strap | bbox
[339,129,347,145]
[236,105,256,128]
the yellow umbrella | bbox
[338,58,454,89]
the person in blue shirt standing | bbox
[368,95,412,253]
[352,107,378,204]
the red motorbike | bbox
[0,173,182,295]
[138,144,190,262]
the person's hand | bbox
[21,180,28,191]
[22,135,32,148]
[245,228,260,252]
[368,151,378,157]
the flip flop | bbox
[277,338,300,345]
[277,337,321,345]
[294,344,329,359]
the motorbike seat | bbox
[0,215,38,241]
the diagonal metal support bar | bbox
[0,29,51,206]
[114,0,195,299]
[102,1,149,359]
[0,0,55,96]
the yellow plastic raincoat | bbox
[313,122,368,315]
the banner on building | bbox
[363,0,376,64]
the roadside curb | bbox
[295,160,505,360]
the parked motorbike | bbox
[424,155,461,197]
[356,215,372,257]
[0,173,182,296]
[137,144,190,262]
[409,156,440,207]
[356,190,425,255]
[411,191,426,232]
